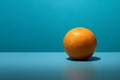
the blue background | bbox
[0,0,120,52]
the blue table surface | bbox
[0,52,120,80]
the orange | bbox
[63,27,97,60]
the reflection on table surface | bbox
[64,62,95,80]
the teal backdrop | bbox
[0,0,120,52]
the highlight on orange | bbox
[63,27,97,60]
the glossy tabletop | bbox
[0,52,120,80]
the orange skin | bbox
[63,27,97,60]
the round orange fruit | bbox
[63,27,97,60]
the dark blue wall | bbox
[0,0,120,52]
